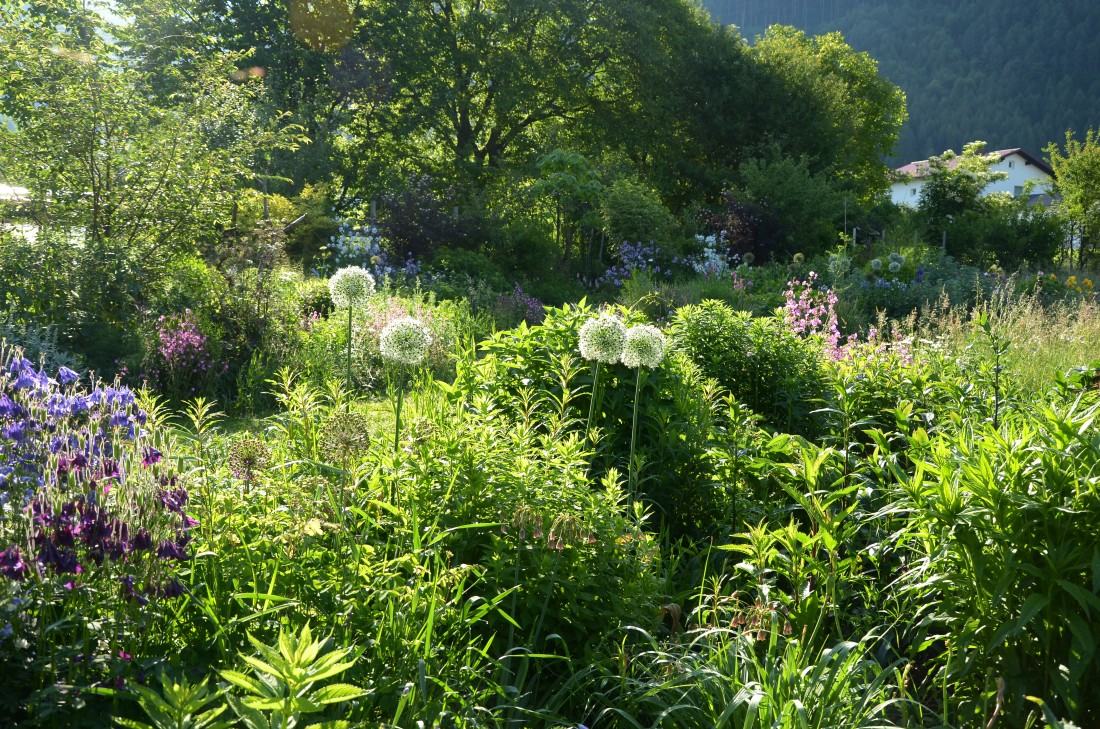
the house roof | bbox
[894,148,1055,180]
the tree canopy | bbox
[0,0,913,282]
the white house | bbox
[889,148,1055,207]
[0,184,36,242]
[0,183,29,204]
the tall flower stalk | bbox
[328,266,376,391]
[579,313,627,440]
[621,324,666,498]
[380,317,431,453]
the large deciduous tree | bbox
[354,0,630,181]
[751,26,907,204]
[117,0,384,199]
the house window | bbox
[910,188,916,196]
[1014,185,1024,197]
[1008,160,1015,168]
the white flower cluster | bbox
[380,317,432,366]
[328,220,384,267]
[691,234,731,277]
[621,325,666,369]
[329,266,376,308]
[579,314,627,364]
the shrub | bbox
[377,174,483,259]
[600,176,677,247]
[890,397,1100,725]
[451,302,727,540]
[400,396,662,661]
[669,300,831,437]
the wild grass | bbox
[905,282,1100,395]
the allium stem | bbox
[393,381,404,454]
[586,361,600,440]
[345,305,353,391]
[628,367,643,499]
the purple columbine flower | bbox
[130,530,153,552]
[0,394,19,418]
[38,542,83,574]
[8,357,33,373]
[142,447,162,467]
[57,366,79,385]
[157,540,189,561]
[12,370,39,390]
[160,578,186,599]
[0,547,29,580]
[120,575,149,606]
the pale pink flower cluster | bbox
[784,272,913,365]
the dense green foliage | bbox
[6,1,1100,726]
[702,0,1100,164]
[5,255,1100,726]
[1047,129,1100,267]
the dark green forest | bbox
[702,0,1100,163]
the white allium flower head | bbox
[380,317,432,366]
[621,325,667,369]
[329,266,376,308]
[888,261,902,274]
[579,314,627,364]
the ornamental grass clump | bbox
[578,313,627,438]
[328,266,376,390]
[380,317,431,453]
[621,325,666,496]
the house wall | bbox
[889,152,1053,207]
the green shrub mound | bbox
[669,299,831,438]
